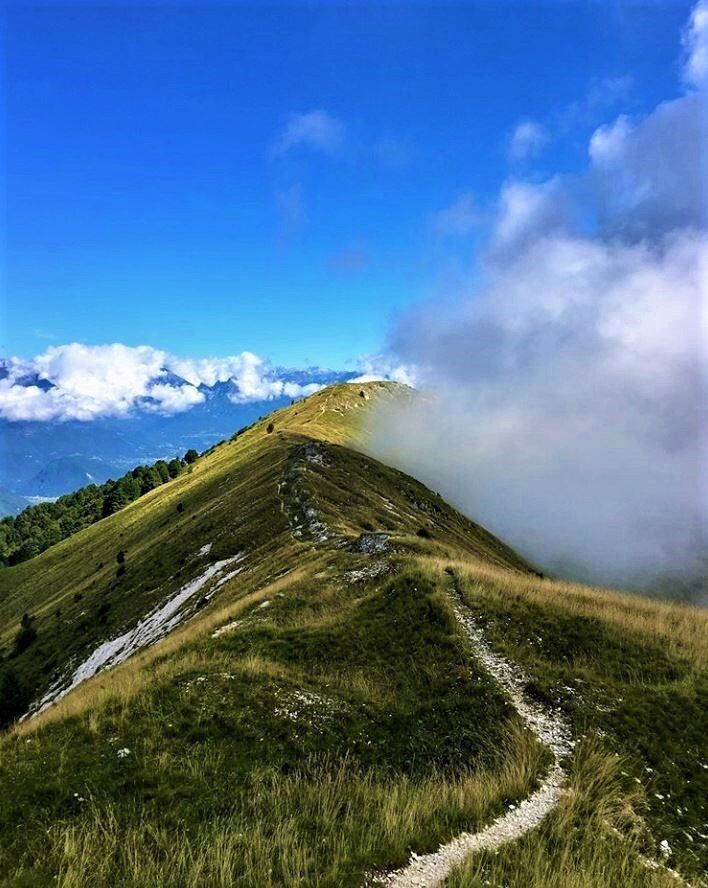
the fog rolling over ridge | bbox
[366,5,707,600]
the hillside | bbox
[0,382,705,887]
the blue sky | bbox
[3,0,694,368]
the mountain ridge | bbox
[0,381,705,886]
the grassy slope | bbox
[0,382,705,886]
[0,383,544,886]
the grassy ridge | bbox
[0,381,705,885]
[0,383,530,728]
[0,383,548,885]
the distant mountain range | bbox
[0,364,356,510]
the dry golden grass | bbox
[445,739,679,888]
[422,555,708,669]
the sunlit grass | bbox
[423,555,708,668]
[446,740,678,888]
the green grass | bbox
[450,566,708,881]
[28,746,541,888]
[0,568,545,887]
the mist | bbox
[366,4,707,600]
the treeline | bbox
[0,449,200,567]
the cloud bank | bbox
[0,345,329,422]
[0,344,410,423]
[368,2,707,594]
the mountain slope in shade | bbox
[0,382,704,886]
[0,487,27,517]
[22,456,117,498]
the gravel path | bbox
[377,589,574,887]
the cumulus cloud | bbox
[350,356,417,387]
[272,110,345,157]
[508,120,548,161]
[507,78,632,162]
[367,2,707,595]
[0,345,333,422]
[589,94,703,238]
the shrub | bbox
[12,613,37,656]
[0,668,28,727]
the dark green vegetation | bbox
[0,453,193,566]
[0,382,704,886]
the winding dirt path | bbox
[378,586,574,887]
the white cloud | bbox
[508,120,548,161]
[142,383,206,414]
[374,229,707,591]
[350,356,417,387]
[0,344,187,422]
[587,114,632,163]
[367,2,708,593]
[683,0,708,88]
[167,352,261,388]
[0,345,333,422]
[491,177,571,256]
[431,193,481,237]
[272,110,345,157]
[33,343,167,415]
[588,94,703,238]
